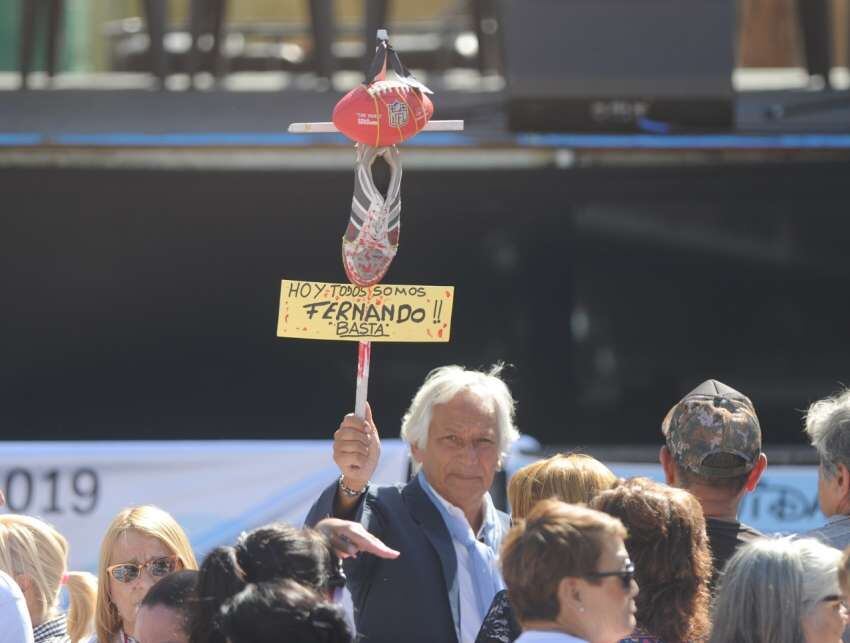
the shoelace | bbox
[343,144,403,286]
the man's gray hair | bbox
[400,364,519,462]
[804,388,850,477]
[709,538,841,643]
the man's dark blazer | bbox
[305,475,511,643]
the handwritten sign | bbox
[277,280,454,342]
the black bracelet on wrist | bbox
[338,474,369,497]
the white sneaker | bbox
[342,143,402,286]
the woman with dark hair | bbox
[190,524,342,643]
[221,579,352,643]
[591,478,711,643]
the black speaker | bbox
[500,0,735,132]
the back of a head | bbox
[221,579,352,643]
[662,379,762,494]
[192,547,246,643]
[238,524,333,591]
[0,514,96,643]
[501,499,626,623]
[591,478,711,642]
[142,570,198,636]
[710,538,816,643]
[804,388,850,477]
[507,459,549,521]
[0,514,67,623]
[508,453,617,520]
[191,525,334,643]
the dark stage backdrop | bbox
[2,161,849,445]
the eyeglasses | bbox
[107,555,181,583]
[585,560,636,591]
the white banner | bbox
[507,456,826,536]
[0,441,828,574]
[0,440,409,572]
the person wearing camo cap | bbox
[658,379,768,589]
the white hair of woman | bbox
[805,388,850,476]
[400,364,519,465]
[709,537,845,643]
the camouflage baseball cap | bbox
[662,379,762,478]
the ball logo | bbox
[388,101,410,128]
[332,80,433,145]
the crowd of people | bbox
[3,365,850,643]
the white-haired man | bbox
[804,388,850,550]
[306,365,519,643]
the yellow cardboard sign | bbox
[277,280,454,342]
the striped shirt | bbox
[33,613,70,643]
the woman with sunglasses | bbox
[501,499,638,643]
[591,478,711,643]
[710,537,848,643]
[0,514,97,643]
[93,506,197,643]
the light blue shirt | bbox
[0,569,34,643]
[418,472,506,643]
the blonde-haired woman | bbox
[0,514,97,643]
[93,506,197,643]
[508,453,618,520]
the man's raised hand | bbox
[333,401,381,493]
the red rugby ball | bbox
[333,80,434,146]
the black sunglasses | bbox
[585,560,636,591]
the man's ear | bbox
[410,443,423,465]
[835,462,850,497]
[744,453,768,492]
[659,446,677,485]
